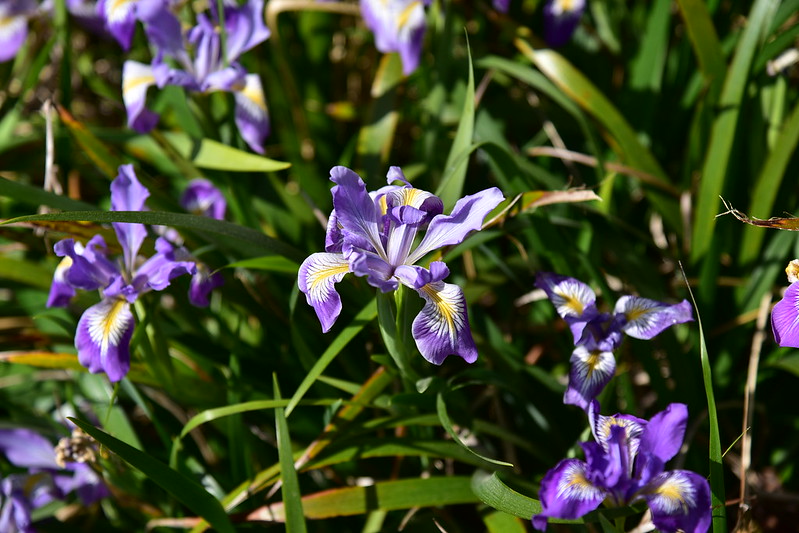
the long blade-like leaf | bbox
[274,375,307,533]
[69,418,236,533]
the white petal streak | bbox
[85,298,133,357]
[300,253,350,302]
[552,279,594,317]
[105,0,138,23]
[648,471,697,514]
[556,462,605,502]
[418,281,466,346]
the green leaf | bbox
[691,0,780,262]
[436,392,513,468]
[285,299,378,416]
[739,99,799,264]
[436,40,475,210]
[225,256,300,273]
[481,508,528,533]
[681,272,727,532]
[0,177,98,212]
[471,471,541,520]
[180,399,342,438]
[0,256,57,289]
[4,211,305,263]
[770,353,799,378]
[248,476,478,521]
[161,132,290,172]
[68,418,236,533]
[274,375,307,533]
[675,0,726,92]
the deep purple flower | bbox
[0,0,37,62]
[536,272,693,409]
[532,402,711,533]
[493,0,510,13]
[542,0,586,47]
[299,166,503,365]
[360,0,428,75]
[121,0,271,152]
[47,165,198,381]
[771,259,799,347]
[0,427,107,531]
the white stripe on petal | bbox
[298,252,351,332]
[85,298,133,357]
[647,471,697,514]
[552,279,595,317]
[555,461,605,502]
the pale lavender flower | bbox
[535,272,693,409]
[532,402,711,533]
[121,0,271,152]
[360,0,428,75]
[0,0,37,62]
[298,166,503,365]
[542,0,586,47]
[47,165,198,381]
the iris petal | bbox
[771,282,799,347]
[76,298,134,382]
[638,403,688,463]
[298,252,351,332]
[614,296,693,340]
[234,74,270,154]
[412,279,477,364]
[564,345,615,409]
[531,459,605,531]
[407,187,504,264]
[644,470,711,533]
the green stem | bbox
[614,516,626,532]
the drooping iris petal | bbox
[97,0,140,50]
[181,178,226,220]
[110,164,150,272]
[0,429,60,470]
[412,277,477,365]
[122,60,159,133]
[234,74,270,154]
[407,187,504,264]
[771,282,799,347]
[638,403,688,464]
[298,252,351,332]
[47,256,77,307]
[75,297,134,382]
[531,459,606,531]
[614,296,694,340]
[644,470,711,533]
[542,0,586,48]
[0,1,34,63]
[535,272,596,319]
[564,344,615,410]
[329,166,385,257]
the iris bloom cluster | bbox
[111,0,271,153]
[536,273,693,409]
[47,165,224,381]
[299,166,503,365]
[360,0,428,75]
[533,401,711,533]
[0,427,107,532]
[770,259,799,347]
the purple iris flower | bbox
[493,0,510,13]
[532,402,711,533]
[0,0,38,63]
[360,0,428,75]
[299,166,503,365]
[535,273,693,409]
[47,165,199,382]
[771,259,799,347]
[181,179,227,221]
[0,427,107,532]
[121,0,271,153]
[542,0,586,47]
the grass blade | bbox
[274,375,307,532]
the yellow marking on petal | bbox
[556,290,584,315]
[380,195,389,216]
[87,298,131,357]
[421,283,458,339]
[585,350,602,377]
[397,1,421,28]
[399,188,421,207]
[307,262,350,294]
[241,84,267,112]
[55,256,73,278]
[559,0,575,11]
[109,0,135,15]
[123,74,155,94]
[625,306,652,322]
